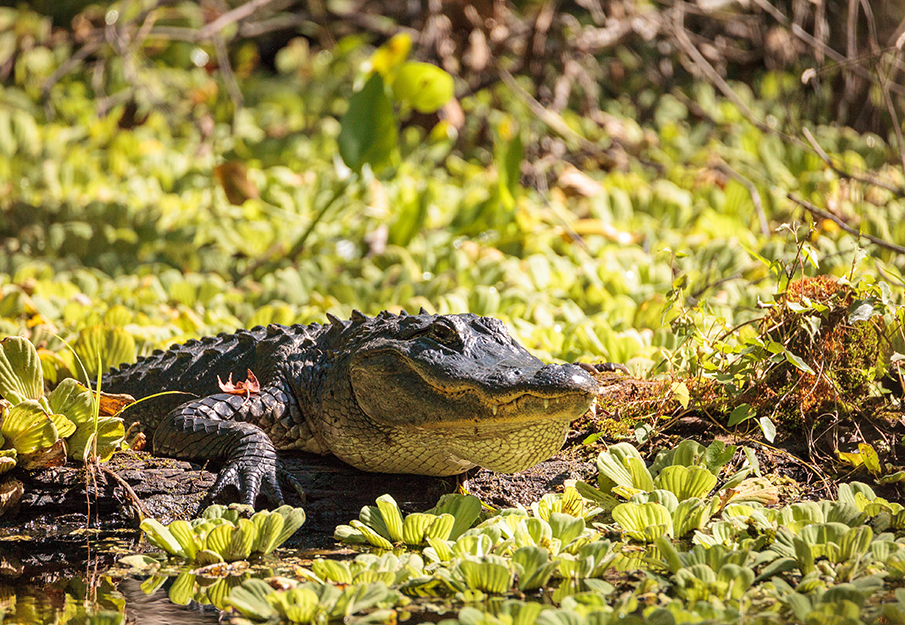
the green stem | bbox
[285,175,355,263]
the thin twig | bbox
[715,160,770,236]
[672,3,808,151]
[748,0,905,96]
[787,193,905,255]
[498,67,604,157]
[802,128,905,197]
[198,0,283,41]
[99,464,148,522]
[213,33,244,111]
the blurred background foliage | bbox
[0,0,903,375]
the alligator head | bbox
[337,311,599,476]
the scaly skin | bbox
[103,310,600,507]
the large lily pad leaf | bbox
[457,555,513,593]
[0,337,43,405]
[427,494,482,540]
[376,494,404,543]
[596,443,654,493]
[228,579,279,621]
[267,585,319,624]
[47,378,94,425]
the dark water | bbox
[0,522,227,624]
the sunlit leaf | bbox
[338,73,397,172]
[0,337,43,405]
[392,61,454,114]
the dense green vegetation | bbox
[1,0,905,623]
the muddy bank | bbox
[0,450,595,581]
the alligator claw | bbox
[203,457,304,508]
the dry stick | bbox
[748,0,905,96]
[671,4,808,152]
[787,193,905,255]
[715,161,770,236]
[861,0,905,176]
[197,0,285,42]
[843,0,858,120]
[99,464,148,522]
[213,32,244,112]
[498,67,604,158]
[802,128,905,197]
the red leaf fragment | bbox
[218,369,261,398]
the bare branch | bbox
[787,193,905,255]
[715,160,770,236]
[672,3,808,152]
[802,128,905,197]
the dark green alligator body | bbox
[103,310,599,507]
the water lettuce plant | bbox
[0,336,126,468]
[140,503,306,564]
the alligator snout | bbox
[529,363,599,396]
[489,362,599,397]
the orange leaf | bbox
[218,370,261,398]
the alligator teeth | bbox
[491,405,498,416]
[543,398,550,409]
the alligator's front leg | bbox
[152,390,303,507]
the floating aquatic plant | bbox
[140,503,306,563]
[0,336,126,468]
[334,493,482,549]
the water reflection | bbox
[0,576,221,625]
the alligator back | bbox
[103,326,270,431]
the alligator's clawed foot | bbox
[202,457,305,509]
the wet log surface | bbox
[0,450,594,582]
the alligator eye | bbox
[429,322,460,346]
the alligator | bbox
[103,310,600,507]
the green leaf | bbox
[66,415,125,461]
[782,349,815,375]
[312,558,353,583]
[1,400,59,455]
[228,578,279,621]
[251,510,284,556]
[671,381,690,409]
[859,443,882,475]
[402,513,436,546]
[848,299,877,323]
[428,494,482,540]
[376,494,404,542]
[612,502,673,541]
[511,546,557,591]
[758,416,776,443]
[654,465,718,501]
[392,61,454,113]
[271,505,306,548]
[426,513,455,541]
[338,73,397,172]
[140,518,184,557]
[349,520,394,549]
[72,326,136,381]
[47,378,93,425]
[0,337,43,405]
[267,585,320,623]
[168,520,200,561]
[727,403,753,427]
[457,555,513,593]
